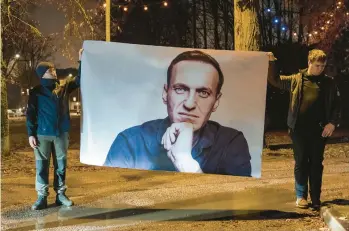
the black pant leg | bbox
[308,130,326,204]
[290,129,310,199]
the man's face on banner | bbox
[163,60,222,132]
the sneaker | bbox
[296,198,309,209]
[55,193,73,207]
[31,195,48,210]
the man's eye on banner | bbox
[80,41,268,178]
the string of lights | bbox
[264,0,348,39]
[101,0,347,32]
[306,1,348,41]
[103,0,169,12]
[99,0,348,46]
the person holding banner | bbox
[104,50,252,177]
[267,49,341,210]
[26,49,83,210]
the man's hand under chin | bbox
[161,122,203,173]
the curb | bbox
[321,206,349,231]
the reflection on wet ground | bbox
[3,187,317,230]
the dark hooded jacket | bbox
[26,62,81,137]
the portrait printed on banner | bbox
[104,50,252,177]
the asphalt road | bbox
[2,153,349,231]
[2,117,349,231]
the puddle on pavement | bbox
[4,187,296,230]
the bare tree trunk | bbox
[273,0,281,45]
[1,76,10,156]
[223,0,229,49]
[1,1,10,156]
[267,0,272,46]
[202,0,207,48]
[259,1,266,48]
[282,0,286,41]
[211,0,220,49]
[288,0,294,43]
[229,2,235,49]
[234,0,261,51]
[298,7,303,43]
[192,0,197,48]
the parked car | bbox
[7,108,26,118]
[7,109,15,118]
[16,108,26,117]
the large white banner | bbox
[80,40,268,178]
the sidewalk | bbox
[321,203,349,231]
[2,155,349,231]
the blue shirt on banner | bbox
[104,117,252,177]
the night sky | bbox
[7,0,344,109]
[32,0,96,68]
[29,0,335,68]
[8,1,97,108]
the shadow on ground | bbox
[2,187,313,231]
[268,136,349,150]
[323,199,349,206]
[4,207,318,231]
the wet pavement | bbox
[2,157,349,231]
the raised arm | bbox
[267,53,295,91]
[67,49,83,93]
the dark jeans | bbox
[290,126,326,204]
[34,133,69,196]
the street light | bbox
[68,73,73,77]
[73,97,77,102]
[15,54,20,59]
